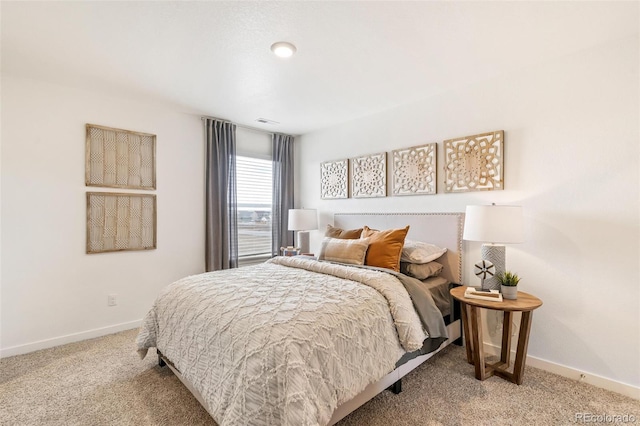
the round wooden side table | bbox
[450,286,543,385]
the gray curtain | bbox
[271,133,295,256]
[204,118,238,271]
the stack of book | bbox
[464,287,503,302]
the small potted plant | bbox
[498,271,520,300]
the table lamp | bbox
[288,209,318,254]
[463,204,524,290]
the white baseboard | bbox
[483,342,640,400]
[0,319,142,358]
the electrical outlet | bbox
[107,294,117,306]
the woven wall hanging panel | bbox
[444,130,504,193]
[86,124,156,190]
[392,143,437,196]
[350,152,387,198]
[320,159,349,199]
[86,192,156,254]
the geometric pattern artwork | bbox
[350,152,387,198]
[86,192,156,253]
[320,159,348,199]
[86,124,156,190]
[392,143,437,196]
[443,130,504,193]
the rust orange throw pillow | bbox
[361,225,410,272]
[325,224,363,239]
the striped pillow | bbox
[318,237,370,265]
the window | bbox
[236,156,273,266]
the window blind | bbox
[236,156,273,266]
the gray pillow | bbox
[401,261,444,280]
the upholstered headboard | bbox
[334,213,464,284]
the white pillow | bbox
[401,239,447,264]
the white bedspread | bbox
[136,256,427,426]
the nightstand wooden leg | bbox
[469,305,487,380]
[501,311,513,366]
[450,287,542,385]
[460,302,474,364]
[513,311,533,385]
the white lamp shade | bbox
[463,205,524,243]
[288,209,318,231]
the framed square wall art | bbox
[392,143,437,196]
[350,152,387,198]
[444,130,504,193]
[86,192,157,253]
[86,124,156,190]
[320,159,349,199]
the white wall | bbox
[298,37,639,391]
[0,74,205,355]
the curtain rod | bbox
[200,115,275,136]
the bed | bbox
[136,212,464,426]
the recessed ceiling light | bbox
[270,42,297,58]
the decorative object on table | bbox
[320,159,349,199]
[497,271,521,300]
[474,260,495,290]
[86,192,156,254]
[464,286,503,302]
[350,152,387,198]
[86,124,156,190]
[463,204,524,290]
[443,130,503,193]
[391,143,436,196]
[280,246,301,257]
[288,209,318,254]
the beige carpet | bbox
[1,329,638,425]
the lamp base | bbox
[296,231,310,254]
[481,244,505,290]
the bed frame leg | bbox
[157,349,166,367]
[451,283,464,346]
[387,379,402,394]
[453,313,464,346]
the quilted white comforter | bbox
[136,256,428,426]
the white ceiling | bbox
[2,1,638,135]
